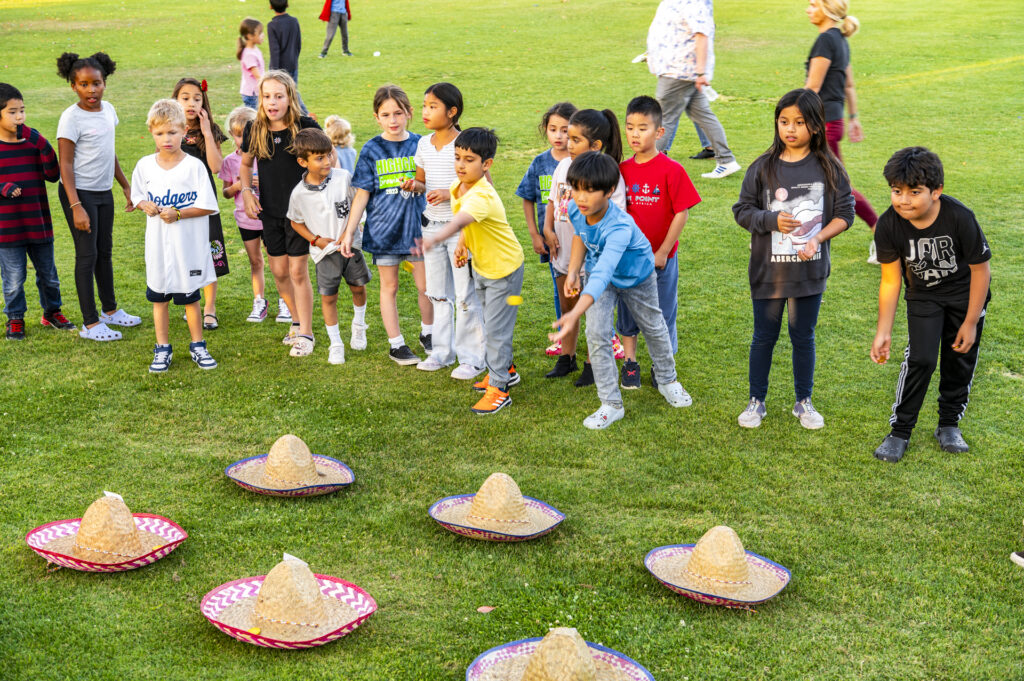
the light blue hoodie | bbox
[569,201,655,301]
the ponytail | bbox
[819,0,859,37]
[568,108,622,163]
[238,18,263,60]
[599,109,623,163]
[840,15,860,37]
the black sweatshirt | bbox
[268,13,301,73]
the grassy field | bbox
[2,0,1023,679]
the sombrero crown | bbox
[262,434,319,488]
[522,628,598,681]
[466,473,530,531]
[73,494,145,561]
[253,556,329,640]
[678,525,752,597]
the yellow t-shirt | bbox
[450,177,524,280]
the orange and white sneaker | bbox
[545,340,562,356]
[612,335,625,360]
[472,364,521,392]
[471,385,512,415]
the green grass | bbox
[2,0,1023,679]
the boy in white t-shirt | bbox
[130,99,219,373]
[286,128,371,364]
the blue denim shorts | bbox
[372,253,423,267]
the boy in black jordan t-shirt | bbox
[870,147,991,463]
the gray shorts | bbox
[372,253,423,267]
[315,250,372,295]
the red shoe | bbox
[545,340,562,356]
[6,318,25,340]
[41,310,76,330]
[470,385,511,415]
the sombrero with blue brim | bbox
[429,472,564,541]
[225,434,354,497]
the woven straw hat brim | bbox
[201,574,377,648]
[644,544,791,605]
[429,494,564,540]
[25,514,187,571]
[466,637,654,681]
[225,454,354,495]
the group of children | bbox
[0,49,993,460]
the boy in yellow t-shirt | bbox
[418,128,524,415]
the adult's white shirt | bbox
[646,0,716,81]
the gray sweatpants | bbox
[472,263,524,391]
[321,11,349,54]
[586,273,677,409]
[655,76,735,164]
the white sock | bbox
[353,304,366,326]
[326,323,342,345]
[421,322,432,336]
[388,334,405,349]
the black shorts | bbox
[261,215,309,257]
[238,226,263,242]
[146,287,202,305]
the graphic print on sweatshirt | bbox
[553,180,572,223]
[906,236,958,286]
[769,182,823,258]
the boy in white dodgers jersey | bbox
[131,99,219,373]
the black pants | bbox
[58,184,116,326]
[889,298,985,439]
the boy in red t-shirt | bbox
[618,95,700,388]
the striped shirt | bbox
[0,127,59,246]
[413,133,456,223]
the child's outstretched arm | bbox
[953,262,991,354]
[337,188,370,256]
[417,211,474,254]
[871,260,902,364]
[550,236,591,343]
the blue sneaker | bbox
[189,340,217,370]
[150,344,172,373]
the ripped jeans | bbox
[422,221,486,368]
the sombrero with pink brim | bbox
[25,492,186,572]
[225,434,354,497]
[200,553,376,649]
[429,472,564,542]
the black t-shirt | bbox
[874,194,991,303]
[181,127,225,193]
[241,116,320,218]
[806,28,849,123]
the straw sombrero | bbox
[429,472,564,542]
[466,627,654,681]
[25,492,186,572]
[225,434,354,497]
[201,553,377,649]
[645,525,790,609]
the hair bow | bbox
[201,79,208,92]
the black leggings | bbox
[58,184,116,326]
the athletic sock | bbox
[326,323,342,345]
[353,303,366,326]
[388,334,405,349]
[421,322,432,335]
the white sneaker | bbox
[100,308,141,327]
[793,398,825,429]
[738,397,766,428]
[701,161,742,179]
[867,241,879,265]
[451,364,484,380]
[658,381,693,407]
[416,356,446,371]
[247,296,268,322]
[328,341,346,364]
[275,298,292,323]
[583,404,625,430]
[350,321,368,350]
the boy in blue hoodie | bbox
[549,151,691,429]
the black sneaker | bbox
[873,435,909,463]
[545,354,578,378]
[649,367,658,388]
[574,361,594,387]
[343,50,353,56]
[41,310,76,330]
[690,147,715,160]
[389,344,421,365]
[6,318,25,340]
[419,333,432,353]
[620,360,641,389]
[507,363,521,388]
[934,426,969,453]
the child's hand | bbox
[159,207,178,223]
[138,201,160,217]
[870,332,891,364]
[411,236,429,257]
[337,232,354,258]
[798,237,819,261]
[563,271,581,298]
[197,108,213,138]
[454,242,469,268]
[242,188,262,219]
[952,322,977,354]
[543,229,560,260]
[654,251,668,269]
[72,204,91,233]
[400,177,417,192]
[1,183,21,198]
[122,185,135,212]
[426,188,450,205]
[548,310,579,344]
[848,119,864,143]
[530,232,547,256]
[777,212,800,234]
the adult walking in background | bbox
[804,0,879,263]
[646,0,741,179]
[319,0,352,58]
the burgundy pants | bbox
[825,119,878,229]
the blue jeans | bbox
[241,94,258,109]
[616,252,678,354]
[0,242,62,320]
[748,293,823,402]
[287,70,309,114]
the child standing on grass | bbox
[219,106,268,323]
[0,83,72,340]
[418,128,524,415]
[548,152,691,430]
[324,115,357,174]
[287,128,370,364]
[870,147,991,463]
[173,78,229,330]
[404,82,485,379]
[267,0,307,114]
[318,0,353,58]
[131,99,218,373]
[238,18,265,110]
[542,108,628,386]
[338,84,431,366]
[239,71,321,357]
[56,51,140,342]
[515,101,575,356]
[732,88,854,431]
[618,95,701,389]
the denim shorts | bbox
[242,94,258,110]
[372,253,423,267]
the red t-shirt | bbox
[620,153,700,258]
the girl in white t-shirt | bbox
[237,18,265,109]
[55,51,139,341]
[402,82,485,379]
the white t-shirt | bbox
[56,101,119,192]
[130,154,219,294]
[286,168,359,263]
[546,156,626,274]
[413,133,456,223]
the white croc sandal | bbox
[101,309,141,327]
[289,336,315,357]
[79,322,122,342]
